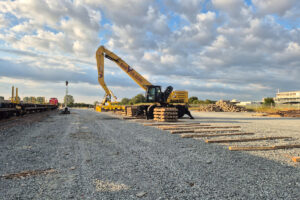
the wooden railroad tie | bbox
[160,126,240,131]
[143,122,202,126]
[181,132,254,138]
[292,157,300,162]
[205,136,292,143]
[154,119,178,122]
[229,144,300,151]
[156,124,211,128]
[154,108,178,111]
[171,129,241,134]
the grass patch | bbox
[245,105,300,113]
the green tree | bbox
[128,100,134,105]
[204,99,214,104]
[263,97,275,106]
[121,98,130,105]
[131,94,146,104]
[64,95,74,107]
[188,96,198,104]
[192,99,199,104]
[198,100,205,104]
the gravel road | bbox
[1,109,300,199]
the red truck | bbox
[49,98,58,106]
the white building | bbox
[236,101,262,106]
[274,91,300,104]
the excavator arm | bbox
[100,89,118,105]
[96,46,152,93]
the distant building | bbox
[0,96,4,102]
[274,91,300,104]
[36,97,46,104]
[230,99,240,104]
[237,101,262,106]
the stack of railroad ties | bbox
[121,106,178,122]
[121,106,138,117]
[153,107,178,122]
[141,122,300,163]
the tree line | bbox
[67,93,275,107]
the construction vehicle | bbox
[95,89,124,112]
[96,46,193,119]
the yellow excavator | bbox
[95,46,193,119]
[95,89,124,112]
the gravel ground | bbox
[0,109,300,199]
[191,111,300,166]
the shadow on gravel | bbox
[101,117,121,120]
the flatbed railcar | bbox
[0,102,57,120]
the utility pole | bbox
[61,80,70,114]
[65,81,68,107]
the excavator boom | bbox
[96,46,152,92]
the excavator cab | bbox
[145,85,173,104]
[146,86,162,103]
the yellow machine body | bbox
[95,101,125,112]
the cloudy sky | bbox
[0,0,299,103]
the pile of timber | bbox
[115,110,123,115]
[120,106,127,116]
[277,110,300,117]
[198,104,222,112]
[154,107,178,122]
[216,100,247,112]
[198,100,247,112]
[126,106,138,117]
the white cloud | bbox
[0,13,9,28]
[0,0,101,57]
[163,0,204,22]
[252,0,297,16]
[0,0,300,102]
[212,0,246,18]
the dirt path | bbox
[0,109,300,199]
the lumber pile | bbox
[215,100,247,112]
[198,100,247,112]
[278,110,300,117]
[120,106,128,116]
[198,104,222,112]
[263,110,300,118]
[126,106,138,117]
[115,111,123,115]
[153,107,178,122]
